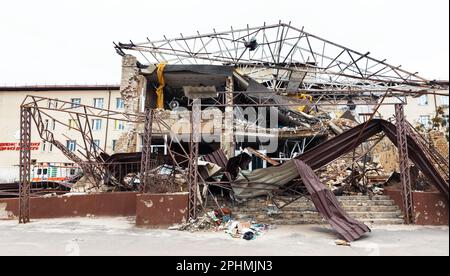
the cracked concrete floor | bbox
[0,217,448,256]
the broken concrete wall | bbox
[115,54,144,153]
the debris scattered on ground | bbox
[169,209,273,241]
[335,239,351,247]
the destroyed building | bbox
[4,23,449,242]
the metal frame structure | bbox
[185,90,408,108]
[19,107,32,223]
[18,95,200,222]
[115,22,445,94]
[395,104,414,224]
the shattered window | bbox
[418,115,431,128]
[443,115,449,127]
[418,95,429,106]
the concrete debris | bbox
[335,239,351,247]
[429,130,449,159]
[169,208,273,241]
[318,159,386,196]
[70,176,108,193]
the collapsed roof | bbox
[116,22,447,97]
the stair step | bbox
[233,216,405,225]
[207,194,405,225]
[235,210,402,220]
[210,200,398,209]
[361,218,405,225]
[207,196,393,208]
[336,195,391,200]
[231,205,400,213]
[270,205,399,212]
[282,200,397,207]
[347,211,403,219]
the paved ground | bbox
[0,217,448,256]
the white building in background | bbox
[376,92,450,129]
[0,85,125,183]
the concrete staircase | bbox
[218,195,404,225]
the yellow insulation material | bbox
[156,63,167,109]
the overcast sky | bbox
[0,0,448,86]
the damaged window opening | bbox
[418,95,429,106]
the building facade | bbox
[0,85,125,183]
[377,93,449,130]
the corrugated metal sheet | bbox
[294,160,370,242]
[203,149,228,169]
[297,119,448,200]
[232,160,299,198]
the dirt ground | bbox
[0,217,448,256]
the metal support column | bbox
[395,104,414,224]
[188,98,201,220]
[140,108,154,193]
[19,106,32,223]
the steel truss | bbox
[116,22,445,94]
[21,96,143,186]
[18,95,199,222]
[19,107,32,223]
[395,104,414,224]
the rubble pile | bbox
[144,165,188,193]
[318,158,386,196]
[169,207,273,241]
